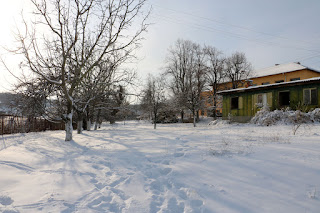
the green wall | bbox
[222,82,320,120]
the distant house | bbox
[249,62,320,86]
[199,90,222,117]
[201,62,320,120]
[218,77,320,122]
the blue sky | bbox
[135,0,320,76]
[1,0,320,92]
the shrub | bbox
[251,108,320,126]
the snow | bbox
[0,120,320,212]
[218,76,320,94]
[253,62,320,78]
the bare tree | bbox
[105,85,127,124]
[9,0,149,141]
[185,43,206,127]
[225,52,252,89]
[141,74,166,129]
[73,53,133,133]
[164,39,193,122]
[164,39,206,127]
[204,46,225,119]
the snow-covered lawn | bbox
[0,120,320,213]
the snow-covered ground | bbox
[0,120,320,213]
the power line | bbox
[150,12,320,54]
[149,2,320,48]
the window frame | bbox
[256,93,267,108]
[303,88,317,105]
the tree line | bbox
[2,0,252,139]
[141,39,252,129]
[2,0,150,141]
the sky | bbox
[1,0,320,93]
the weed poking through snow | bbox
[308,187,317,199]
[208,137,253,157]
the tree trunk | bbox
[86,106,91,131]
[65,102,73,141]
[154,113,157,129]
[193,110,196,127]
[87,119,91,131]
[94,109,101,130]
[180,110,184,123]
[213,94,217,120]
[77,113,83,134]
[196,110,199,122]
[65,112,73,141]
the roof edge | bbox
[218,77,320,95]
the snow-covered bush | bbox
[309,108,320,122]
[251,108,287,126]
[155,109,178,124]
[251,108,320,126]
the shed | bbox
[218,77,320,122]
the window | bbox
[303,88,317,105]
[279,91,290,106]
[290,77,300,81]
[262,82,270,85]
[231,97,239,109]
[257,94,263,104]
[275,80,284,83]
[257,93,267,108]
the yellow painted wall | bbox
[251,69,320,85]
[199,91,213,116]
[199,90,223,116]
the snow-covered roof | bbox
[253,62,320,78]
[218,76,320,94]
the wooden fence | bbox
[0,115,65,135]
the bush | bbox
[155,110,178,124]
[251,108,320,126]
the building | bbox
[218,77,320,122]
[201,62,320,119]
[199,90,222,117]
[250,62,320,86]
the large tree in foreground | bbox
[11,0,149,141]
